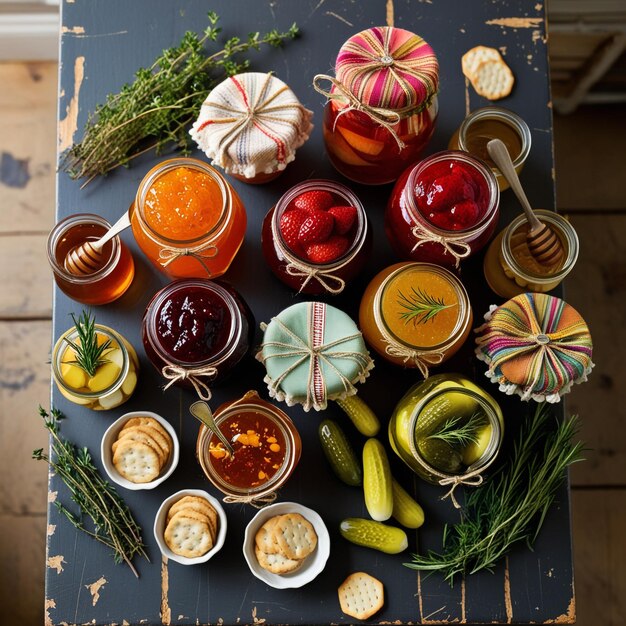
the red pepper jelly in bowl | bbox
[261,180,370,295]
[142,279,253,399]
[385,151,499,269]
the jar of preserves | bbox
[196,390,302,505]
[142,279,253,400]
[261,180,370,295]
[47,214,135,305]
[483,210,579,299]
[314,26,439,185]
[359,262,472,378]
[385,151,500,269]
[52,315,139,410]
[130,158,246,279]
[388,373,503,507]
[449,106,532,191]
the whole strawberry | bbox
[328,205,357,235]
[306,235,349,264]
[293,190,334,213]
[279,209,308,253]
[298,210,334,245]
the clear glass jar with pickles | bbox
[51,312,139,410]
[388,374,503,506]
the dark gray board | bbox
[47,1,574,624]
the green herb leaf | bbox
[397,287,455,325]
[426,411,487,448]
[63,311,111,377]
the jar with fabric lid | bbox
[190,72,314,184]
[130,157,246,279]
[314,26,439,185]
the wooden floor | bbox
[0,61,624,625]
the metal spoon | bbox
[487,138,564,266]
[189,400,235,458]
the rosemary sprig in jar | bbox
[33,407,148,577]
[60,12,299,185]
[62,311,110,377]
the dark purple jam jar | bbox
[142,279,253,399]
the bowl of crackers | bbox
[101,411,179,490]
[243,501,330,589]
[154,489,227,565]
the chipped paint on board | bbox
[86,577,107,606]
[47,555,66,574]
[252,606,266,624]
[47,524,56,536]
[58,56,85,153]
[460,577,466,623]
[386,0,394,27]
[45,598,56,626]
[504,557,513,623]
[464,76,470,117]
[325,11,353,27]
[486,17,543,29]
[161,555,171,625]
[48,490,58,502]
[543,595,576,623]
[62,25,85,34]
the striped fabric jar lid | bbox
[475,293,594,403]
[190,72,313,179]
[335,26,439,112]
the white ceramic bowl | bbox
[101,411,180,490]
[243,501,330,589]
[154,489,227,565]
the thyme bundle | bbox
[33,407,148,577]
[405,404,584,584]
[61,12,299,185]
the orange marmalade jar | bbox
[130,158,246,279]
[359,262,472,377]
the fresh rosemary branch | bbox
[398,287,455,325]
[62,311,110,377]
[426,411,487,448]
[60,12,299,184]
[33,407,148,577]
[405,404,585,585]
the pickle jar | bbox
[52,323,139,411]
[196,390,302,505]
[483,210,579,299]
[142,279,253,400]
[130,157,247,279]
[261,179,370,295]
[47,214,135,305]
[388,374,503,504]
[314,26,439,185]
[385,151,500,269]
[359,263,473,378]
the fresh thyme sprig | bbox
[398,287,455,325]
[33,407,148,577]
[63,311,110,377]
[426,411,487,448]
[405,404,585,585]
[60,12,299,185]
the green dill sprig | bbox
[404,404,585,585]
[62,311,110,377]
[60,12,299,185]
[33,407,148,577]
[397,287,455,325]
[426,411,487,448]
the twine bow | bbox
[222,491,278,509]
[438,471,485,509]
[410,223,472,269]
[162,364,218,401]
[158,244,218,277]
[384,342,444,380]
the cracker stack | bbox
[164,496,219,558]
[462,45,514,100]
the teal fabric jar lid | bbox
[256,301,374,411]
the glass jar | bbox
[142,279,253,400]
[130,158,246,279]
[388,374,503,505]
[52,323,139,410]
[196,390,302,504]
[315,26,439,185]
[47,214,135,305]
[359,262,472,377]
[261,179,370,295]
[449,106,531,191]
[483,210,579,299]
[385,151,500,269]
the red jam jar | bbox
[142,279,253,400]
[261,180,370,295]
[385,151,499,269]
[130,158,246,279]
[314,26,439,185]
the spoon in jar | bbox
[189,400,235,458]
[64,211,131,275]
[487,138,563,266]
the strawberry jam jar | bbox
[261,180,370,295]
[142,279,253,400]
[315,26,439,185]
[385,151,499,269]
[130,158,246,279]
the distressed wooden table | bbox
[47,1,575,624]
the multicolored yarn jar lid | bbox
[256,302,374,411]
[475,293,594,403]
[190,72,313,183]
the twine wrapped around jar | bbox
[410,222,472,269]
[162,363,218,401]
[158,243,218,277]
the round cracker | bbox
[167,497,218,541]
[121,424,171,459]
[471,59,515,100]
[338,572,385,621]
[122,417,174,448]
[164,512,213,558]
[254,544,303,575]
[462,45,502,81]
[255,517,281,555]
[113,428,167,467]
[112,439,160,483]
[273,513,318,561]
